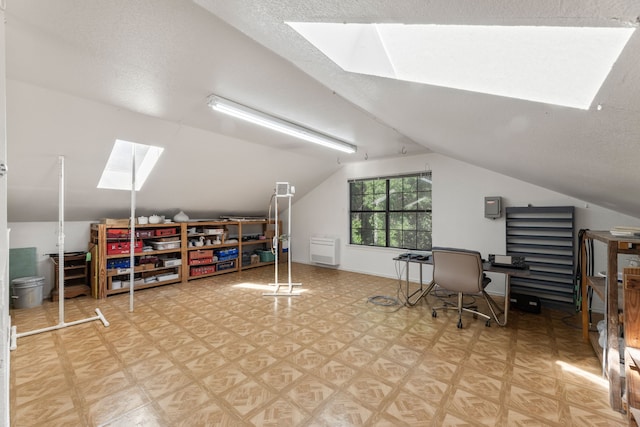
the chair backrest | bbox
[432,247,485,293]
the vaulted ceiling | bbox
[5,1,640,221]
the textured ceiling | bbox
[4,0,640,221]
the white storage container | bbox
[150,241,181,250]
[162,258,182,267]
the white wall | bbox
[7,152,640,307]
[290,153,640,301]
[0,7,9,425]
[8,221,93,298]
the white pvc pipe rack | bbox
[263,183,301,297]
[10,156,109,350]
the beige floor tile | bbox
[76,369,132,404]
[316,391,374,425]
[248,397,309,426]
[99,403,167,427]
[287,375,337,411]
[220,379,275,417]
[85,385,149,426]
[260,361,305,391]
[383,390,438,425]
[174,402,240,427]
[8,263,627,426]
[156,383,211,423]
[14,371,70,407]
[447,388,503,426]
[140,365,194,400]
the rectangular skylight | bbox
[287,22,635,109]
[97,139,164,191]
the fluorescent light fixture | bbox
[97,139,164,191]
[287,22,635,110]
[208,94,357,154]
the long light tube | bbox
[207,95,357,154]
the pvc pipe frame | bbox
[130,146,135,312]
[9,156,109,351]
[263,189,301,297]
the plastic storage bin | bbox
[258,250,275,262]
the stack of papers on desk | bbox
[609,226,640,237]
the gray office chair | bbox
[430,247,497,328]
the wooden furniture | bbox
[91,223,184,298]
[505,206,575,309]
[624,268,640,425]
[182,220,240,280]
[49,252,90,301]
[580,230,640,413]
[91,219,282,298]
[182,219,281,280]
[237,220,282,270]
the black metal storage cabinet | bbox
[505,206,576,309]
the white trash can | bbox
[11,276,44,309]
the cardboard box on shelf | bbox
[155,228,177,236]
[101,218,130,226]
[189,250,214,260]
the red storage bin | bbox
[107,229,129,238]
[190,265,216,276]
[189,250,214,260]
[189,257,214,265]
[106,240,143,255]
[107,229,154,238]
[155,228,177,236]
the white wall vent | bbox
[310,237,339,266]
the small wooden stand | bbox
[50,252,90,301]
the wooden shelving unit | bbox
[91,223,184,298]
[182,220,239,280]
[49,252,90,301]
[624,269,640,424]
[580,230,640,413]
[91,219,282,298]
[238,220,282,270]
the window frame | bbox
[349,172,432,250]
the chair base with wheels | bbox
[431,282,493,328]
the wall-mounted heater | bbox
[310,237,339,266]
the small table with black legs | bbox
[393,255,530,326]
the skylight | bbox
[287,23,635,109]
[97,139,164,191]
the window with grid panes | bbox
[349,172,432,249]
